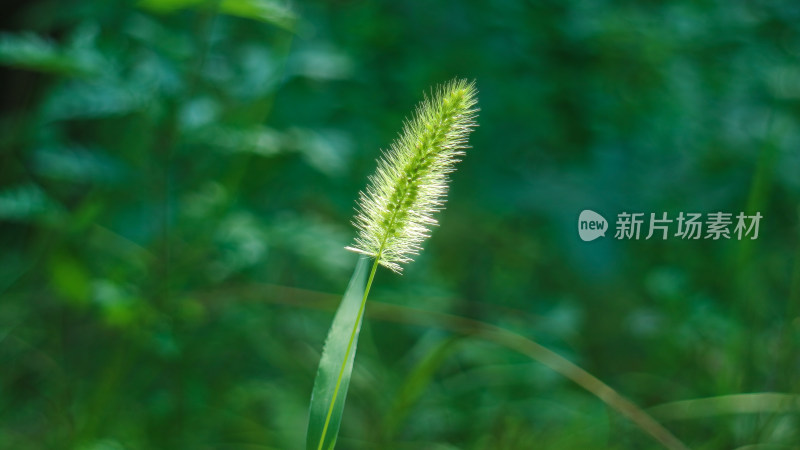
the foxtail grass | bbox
[346,78,477,273]
[306,79,478,450]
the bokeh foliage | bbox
[1,0,800,449]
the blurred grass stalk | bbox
[649,393,800,420]
[261,283,692,449]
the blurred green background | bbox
[1,0,800,448]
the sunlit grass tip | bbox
[345,78,478,273]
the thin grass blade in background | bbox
[306,255,370,450]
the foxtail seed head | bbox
[346,79,478,273]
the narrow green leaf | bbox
[306,255,371,450]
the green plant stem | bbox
[317,257,380,450]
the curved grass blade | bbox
[214,283,689,449]
[306,255,372,450]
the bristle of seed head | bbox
[345,79,479,273]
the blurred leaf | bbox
[766,65,800,100]
[32,146,128,184]
[288,46,353,81]
[218,0,296,30]
[44,79,155,120]
[124,13,194,60]
[138,0,296,30]
[188,124,284,156]
[187,125,351,176]
[307,255,370,450]
[0,184,60,222]
[91,279,142,328]
[49,254,92,306]
[211,211,269,280]
[227,45,279,100]
[269,214,351,280]
[137,0,204,13]
[288,128,352,177]
[182,181,228,219]
[179,97,220,129]
[0,32,101,75]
